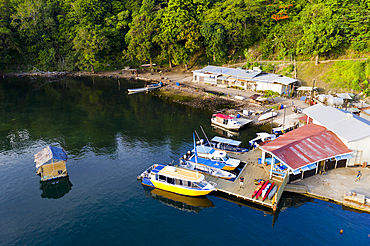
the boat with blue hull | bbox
[179,159,236,180]
[192,146,240,171]
[138,164,215,196]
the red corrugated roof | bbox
[298,115,313,123]
[212,113,234,119]
[260,124,352,170]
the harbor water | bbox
[0,77,369,245]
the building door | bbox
[347,150,362,166]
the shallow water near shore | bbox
[0,77,369,245]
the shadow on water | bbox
[141,185,214,213]
[40,177,73,199]
[211,124,240,138]
[211,190,315,227]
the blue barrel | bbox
[176,82,180,86]
[258,158,262,164]
[236,114,241,118]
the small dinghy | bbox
[258,111,277,121]
[128,82,162,94]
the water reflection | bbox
[211,124,240,138]
[143,186,214,213]
[211,191,315,227]
[40,177,73,199]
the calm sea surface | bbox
[0,77,369,245]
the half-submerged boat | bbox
[138,164,216,196]
[179,159,236,180]
[128,82,162,94]
[35,146,68,182]
[211,113,252,130]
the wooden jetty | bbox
[204,150,288,211]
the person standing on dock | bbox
[239,176,244,189]
[355,171,362,182]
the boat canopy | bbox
[154,164,204,182]
[34,146,67,169]
[211,136,242,146]
[194,146,215,155]
[212,114,234,119]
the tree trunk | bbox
[185,63,188,71]
[91,64,95,74]
[315,54,319,66]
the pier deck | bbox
[204,150,284,209]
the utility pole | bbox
[311,79,316,99]
[282,106,286,132]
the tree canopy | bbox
[2,0,370,72]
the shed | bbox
[259,124,353,183]
[34,146,68,181]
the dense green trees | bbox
[2,0,370,73]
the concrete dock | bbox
[288,166,370,212]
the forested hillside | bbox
[1,0,370,74]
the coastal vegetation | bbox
[1,0,370,93]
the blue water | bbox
[0,77,369,245]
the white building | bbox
[303,104,370,166]
[192,66,297,95]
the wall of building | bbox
[255,82,283,94]
[360,112,370,121]
[347,137,370,165]
[193,72,217,84]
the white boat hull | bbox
[211,118,241,130]
[179,161,236,180]
[258,112,277,121]
[127,84,161,93]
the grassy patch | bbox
[157,89,197,102]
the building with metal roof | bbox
[192,66,297,94]
[303,104,370,166]
[259,124,353,183]
[359,106,370,122]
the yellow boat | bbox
[138,164,216,196]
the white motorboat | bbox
[211,113,252,130]
[258,111,277,121]
[128,82,162,93]
[249,132,276,149]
